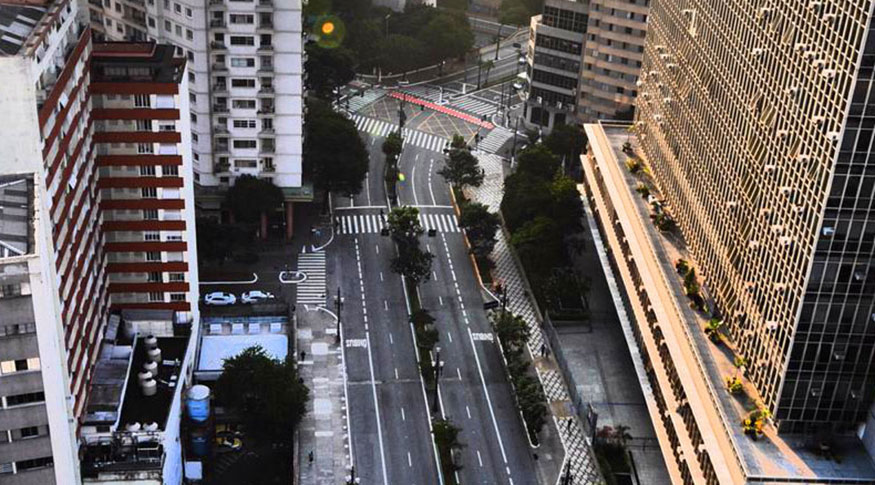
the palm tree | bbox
[482,59,495,86]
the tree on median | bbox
[438,148,485,190]
[391,243,434,286]
[387,206,424,246]
[304,44,357,100]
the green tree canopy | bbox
[383,131,404,160]
[387,206,424,246]
[421,13,474,64]
[304,100,369,200]
[501,174,553,232]
[516,144,561,181]
[379,34,426,74]
[304,44,356,99]
[543,123,587,165]
[215,346,309,444]
[459,202,500,259]
[225,175,284,223]
[499,0,543,25]
[391,243,434,286]
[438,148,485,189]
[510,216,565,279]
[450,134,467,149]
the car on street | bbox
[204,292,236,306]
[241,290,275,304]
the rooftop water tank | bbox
[143,361,158,379]
[190,427,210,457]
[144,334,158,350]
[185,385,211,423]
[142,378,157,397]
[143,422,159,432]
[126,422,141,432]
[138,371,152,385]
[147,347,162,363]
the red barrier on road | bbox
[388,91,495,130]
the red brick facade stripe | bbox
[47,103,90,190]
[106,262,188,273]
[93,131,181,144]
[99,198,185,210]
[91,108,180,120]
[110,302,192,311]
[107,282,190,293]
[102,220,186,231]
[103,241,187,252]
[38,28,91,126]
[89,82,179,95]
[42,70,90,160]
[97,176,184,189]
[96,154,183,166]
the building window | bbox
[231,57,255,68]
[148,272,162,282]
[140,165,156,176]
[164,20,171,32]
[162,165,179,176]
[169,272,185,282]
[185,7,192,17]
[16,457,53,471]
[149,292,164,302]
[233,119,257,128]
[230,14,254,24]
[232,99,256,109]
[146,252,161,262]
[5,391,45,407]
[0,284,21,299]
[19,426,39,439]
[233,140,257,149]
[170,293,187,302]
[231,78,256,88]
[144,232,160,241]
[143,209,159,220]
[234,159,257,168]
[230,36,255,46]
[141,187,158,198]
[0,463,12,474]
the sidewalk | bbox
[295,259,351,484]
[465,151,603,485]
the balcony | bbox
[258,0,273,6]
[213,104,229,113]
[258,64,274,73]
[257,106,275,115]
[257,86,274,96]
[212,83,228,93]
[214,124,229,134]
[209,0,224,5]
[259,127,275,135]
[214,162,230,172]
[211,63,228,72]
[260,145,276,154]
[262,164,275,173]
[257,44,274,52]
[210,41,227,50]
[258,19,274,29]
[210,19,226,28]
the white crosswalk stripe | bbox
[296,251,327,306]
[450,95,499,117]
[337,212,460,234]
[350,114,450,153]
[478,126,514,154]
[343,88,386,113]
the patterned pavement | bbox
[465,151,603,484]
[478,126,514,154]
[343,88,386,113]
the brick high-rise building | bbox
[579,0,875,483]
[0,0,198,482]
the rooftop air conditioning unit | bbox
[826,131,840,142]
[821,69,837,79]
[752,48,765,56]
[794,43,809,52]
[766,321,779,331]
[777,129,789,138]
[812,116,825,125]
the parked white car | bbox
[241,290,275,304]
[204,292,236,306]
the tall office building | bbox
[580,0,875,483]
[524,0,649,132]
[85,0,309,237]
[0,0,199,482]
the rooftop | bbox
[586,121,875,482]
[118,335,188,430]
[0,1,45,56]
[196,318,288,380]
[0,175,33,258]
[91,42,186,84]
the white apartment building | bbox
[86,0,308,236]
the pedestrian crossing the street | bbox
[450,95,499,118]
[343,88,385,113]
[337,212,460,235]
[350,114,449,153]
[296,251,326,307]
[478,126,514,154]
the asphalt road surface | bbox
[330,114,537,484]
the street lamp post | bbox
[432,346,444,414]
[334,286,344,344]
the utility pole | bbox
[334,286,344,344]
[432,346,444,414]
